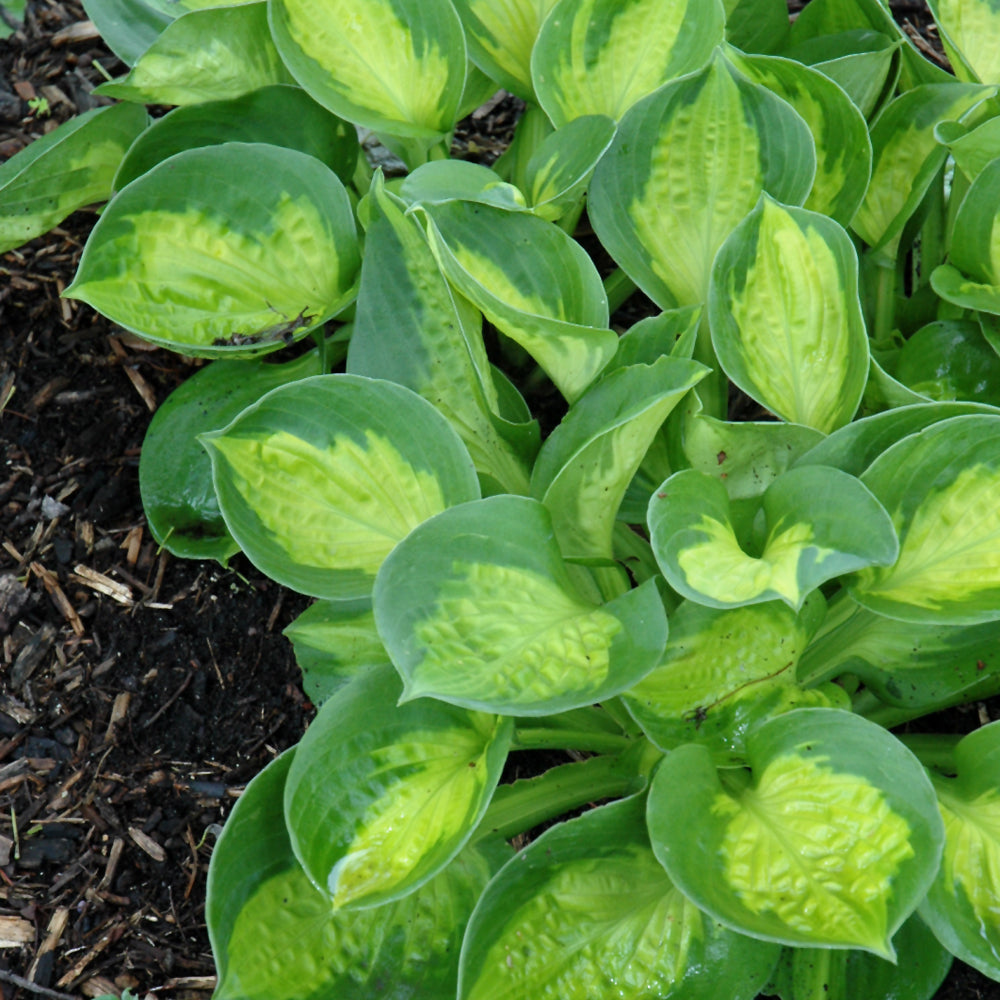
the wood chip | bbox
[165,977,217,991]
[0,914,34,948]
[123,365,157,412]
[121,526,143,567]
[29,563,84,636]
[56,922,119,987]
[51,20,101,44]
[13,81,36,101]
[70,564,133,606]
[104,692,130,742]
[98,837,124,890]
[128,827,166,862]
[27,906,69,982]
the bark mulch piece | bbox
[1,2,999,999]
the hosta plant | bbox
[6,0,1000,996]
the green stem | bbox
[556,196,586,237]
[692,313,726,419]
[509,727,632,755]
[473,752,639,843]
[604,268,638,314]
[795,588,862,687]
[600,697,644,738]
[854,665,1000,727]
[895,733,962,774]
[870,256,898,349]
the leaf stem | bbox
[870,255,898,349]
[473,746,649,843]
[509,728,632,754]
[604,268,638,314]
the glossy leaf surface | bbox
[459,795,780,1000]
[96,3,292,105]
[269,0,468,140]
[531,0,725,127]
[66,143,360,356]
[921,721,1000,979]
[284,664,511,910]
[709,196,869,432]
[375,496,668,714]
[589,48,816,310]
[649,466,897,610]
[0,103,147,254]
[851,414,1000,624]
[203,374,480,600]
[648,709,944,956]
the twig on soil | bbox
[0,969,79,1000]
[140,668,194,729]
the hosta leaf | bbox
[284,664,511,910]
[347,178,535,495]
[797,592,1000,708]
[648,709,944,955]
[649,466,897,611]
[202,374,480,600]
[894,320,1000,404]
[941,115,1000,181]
[283,599,389,705]
[419,200,617,401]
[928,0,1000,83]
[680,411,824,500]
[622,596,843,765]
[523,114,617,222]
[531,0,725,127]
[139,349,323,563]
[724,0,790,54]
[852,82,994,257]
[794,400,1000,477]
[208,749,508,1000]
[398,160,528,212]
[921,720,1000,979]
[850,414,1000,624]
[81,0,172,65]
[531,355,707,560]
[459,794,780,1000]
[0,103,147,254]
[374,495,668,715]
[709,195,869,432]
[65,143,360,357]
[588,48,816,311]
[451,0,558,99]
[114,84,358,190]
[269,0,468,141]
[728,51,872,225]
[95,3,292,105]
[765,913,952,1000]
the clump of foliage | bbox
[5,0,1000,996]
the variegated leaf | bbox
[459,795,780,1000]
[374,495,668,715]
[65,143,360,356]
[928,0,1000,83]
[201,374,480,600]
[921,720,1000,980]
[348,176,536,495]
[95,3,292,105]
[894,320,1000,404]
[451,0,559,99]
[648,709,944,956]
[728,49,872,225]
[709,195,869,433]
[531,0,725,127]
[418,200,617,401]
[622,596,846,765]
[852,81,994,257]
[0,103,147,254]
[850,414,1000,624]
[724,0,790,54]
[208,749,509,1000]
[531,355,706,560]
[284,664,511,910]
[589,47,816,311]
[649,466,897,611]
[269,0,468,145]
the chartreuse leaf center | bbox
[713,753,914,947]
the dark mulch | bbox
[0,2,998,999]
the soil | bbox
[0,2,998,999]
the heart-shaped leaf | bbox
[649,466,898,610]
[459,794,780,1000]
[709,195,869,432]
[648,709,944,956]
[284,664,511,910]
[65,142,360,356]
[375,495,668,715]
[202,374,480,600]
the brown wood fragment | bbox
[165,977,217,991]
[121,525,142,567]
[70,564,133,606]
[13,81,36,101]
[29,563,84,636]
[55,922,120,988]
[103,693,130,742]
[122,364,157,412]
[11,623,56,688]
[127,826,166,862]
[51,20,101,44]
[26,906,69,983]
[80,977,118,999]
